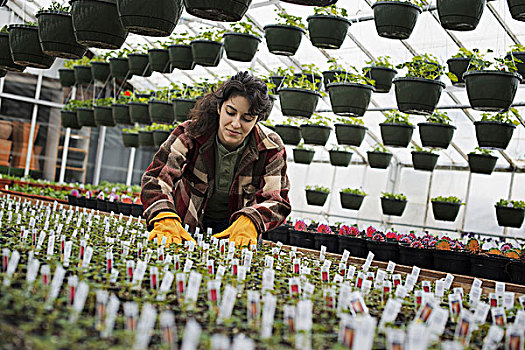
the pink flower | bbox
[71,189,80,197]
[317,224,332,234]
[350,226,360,237]
[386,231,397,240]
[294,220,307,231]
[366,226,376,238]
[339,225,351,236]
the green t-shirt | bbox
[204,134,250,221]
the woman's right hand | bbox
[148,212,196,247]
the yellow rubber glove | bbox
[213,215,258,247]
[148,212,195,247]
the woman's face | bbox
[217,95,257,150]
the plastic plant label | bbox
[247,290,261,325]
[435,279,445,298]
[321,266,329,283]
[356,271,365,288]
[132,260,147,290]
[386,329,405,350]
[210,334,230,350]
[489,293,498,307]
[379,298,402,329]
[45,265,66,309]
[427,307,449,337]
[63,241,72,267]
[471,278,482,290]
[469,286,482,307]
[341,250,350,264]
[407,323,429,350]
[320,245,327,255]
[449,293,462,321]
[454,310,474,347]
[133,303,157,350]
[376,269,387,284]
[95,289,109,331]
[70,281,89,323]
[405,275,416,292]
[473,302,490,324]
[231,258,239,276]
[482,325,504,350]
[3,250,20,287]
[293,258,300,274]
[26,258,40,285]
[349,291,369,316]
[207,280,220,305]
[261,294,277,339]
[302,282,315,300]
[333,274,343,284]
[207,260,215,275]
[346,265,356,281]
[185,271,202,307]
[265,255,274,269]
[101,294,120,338]
[395,285,408,299]
[217,284,237,324]
[262,268,274,293]
[361,280,372,295]
[319,253,325,263]
[383,280,392,295]
[237,266,247,284]
[444,273,454,290]
[156,271,174,302]
[504,291,515,309]
[453,287,464,298]
[109,268,119,283]
[124,302,139,331]
[495,282,505,297]
[283,304,296,333]
[46,235,55,258]
[289,277,301,298]
[150,266,159,290]
[338,262,346,277]
[362,251,374,271]
[183,259,193,273]
[386,261,396,274]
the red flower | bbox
[366,226,376,238]
[124,90,132,97]
[386,231,397,240]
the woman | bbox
[141,71,291,248]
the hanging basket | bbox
[305,190,329,206]
[153,130,171,148]
[507,0,525,21]
[109,57,131,80]
[322,70,346,90]
[269,75,284,95]
[306,15,350,49]
[73,65,92,84]
[59,68,75,87]
[61,110,82,129]
[367,151,392,169]
[8,24,56,69]
[432,201,461,221]
[264,24,305,56]
[364,66,397,93]
[190,40,224,67]
[149,100,175,124]
[117,0,183,36]
[393,77,446,115]
[506,51,525,82]
[121,132,139,148]
[437,0,486,31]
[293,148,315,164]
[128,53,152,77]
[138,130,155,147]
[496,206,525,228]
[329,150,352,167]
[372,1,422,40]
[223,32,261,62]
[183,0,252,22]
[300,125,331,146]
[76,108,97,127]
[468,153,498,175]
[281,0,338,5]
[278,88,321,118]
[274,124,302,145]
[464,70,521,111]
[381,197,407,216]
[334,123,367,147]
[446,57,471,86]
[412,151,439,171]
[128,102,151,125]
[292,73,323,90]
[168,44,195,70]
[380,123,415,148]
[418,122,456,149]
[94,106,116,127]
[112,103,133,125]
[91,61,111,82]
[148,48,172,73]
[71,0,128,49]
[36,10,87,59]
[474,121,516,150]
[340,192,364,210]
[0,33,25,72]
[327,82,375,117]
[172,98,196,122]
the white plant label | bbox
[101,294,120,338]
[133,303,157,350]
[45,265,66,308]
[157,271,174,301]
[386,261,396,273]
[185,271,202,307]
[217,284,237,324]
[70,281,89,323]
[362,251,374,271]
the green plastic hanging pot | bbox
[190,40,224,67]
[153,130,171,147]
[138,130,155,147]
[322,70,346,89]
[468,153,498,175]
[372,1,422,40]
[292,73,323,90]
[117,0,183,36]
[73,65,92,84]
[264,24,305,56]
[437,0,486,31]
[505,51,525,83]
[507,0,525,21]
[172,98,196,122]
[112,103,132,125]
[36,10,87,59]
[76,108,97,127]
[411,151,439,171]
[334,123,367,147]
[496,206,525,228]
[91,61,111,82]
[418,122,456,149]
[381,197,407,216]
[380,123,415,148]
[393,77,446,115]
[269,75,284,95]
[432,201,461,221]
[61,110,82,129]
[300,124,332,146]
[109,57,131,80]
[329,150,353,167]
[278,88,321,118]
[0,33,25,72]
[59,68,76,87]
[293,148,315,164]
[474,121,516,150]
[128,53,152,77]
[327,82,375,117]
[94,106,116,126]
[446,58,471,86]
[364,66,397,93]
[121,132,139,147]
[274,124,302,145]
[149,100,175,124]
[71,0,128,49]
[168,44,195,70]
[367,151,392,169]
[464,70,521,111]
[129,102,151,125]
[223,32,261,62]
[8,24,56,69]
[305,189,329,206]
[340,192,365,211]
[183,0,252,21]
[148,48,172,73]
[307,15,350,49]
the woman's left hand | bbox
[213,215,258,247]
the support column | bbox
[460,172,473,232]
[93,126,106,185]
[504,171,516,236]
[24,73,43,177]
[126,147,136,186]
[58,127,71,184]
[423,172,434,229]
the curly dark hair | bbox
[186,71,274,138]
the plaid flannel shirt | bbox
[140,120,291,234]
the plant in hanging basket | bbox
[293,143,315,164]
[468,147,498,175]
[121,127,139,148]
[264,9,306,56]
[128,93,152,125]
[299,113,332,145]
[274,117,302,145]
[138,125,155,147]
[381,192,407,216]
[372,0,427,40]
[292,63,324,90]
[411,144,439,171]
[463,54,522,111]
[322,58,348,89]
[167,33,196,70]
[334,116,367,147]
[437,0,486,31]
[431,195,463,221]
[278,72,323,118]
[74,99,96,127]
[61,100,83,129]
[90,55,111,82]
[71,56,92,84]
[329,145,353,167]
[151,122,176,148]
[59,60,75,87]
[475,109,519,150]
[8,23,56,69]
[127,44,152,77]
[393,54,446,115]
[223,19,262,62]
[507,0,525,22]
[183,0,252,22]
[446,48,479,86]
[418,111,456,149]
[117,0,183,37]
[307,5,351,49]
[367,143,393,169]
[339,188,366,210]
[379,110,414,147]
[94,98,116,127]
[305,185,330,206]
[112,91,133,126]
[71,0,128,49]
[108,49,132,80]
[363,56,397,93]
[191,28,225,67]
[149,88,175,124]
[147,41,172,73]
[171,83,201,122]
[495,198,525,228]
[0,26,24,72]
[36,2,87,59]
[327,66,375,117]
[505,43,525,83]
